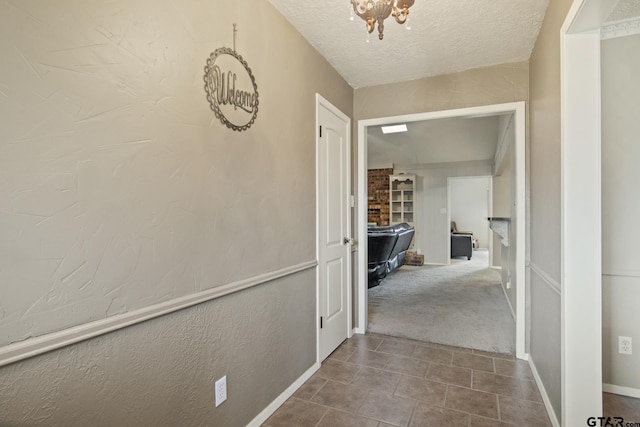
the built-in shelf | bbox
[390,174,415,226]
[488,217,510,247]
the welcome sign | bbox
[204,47,259,132]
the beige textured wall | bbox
[601,33,640,391]
[0,0,352,425]
[0,271,315,427]
[528,0,573,419]
[354,62,529,121]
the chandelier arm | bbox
[350,0,415,41]
[392,7,410,24]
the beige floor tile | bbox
[293,374,327,400]
[603,392,640,422]
[351,367,404,394]
[384,355,429,377]
[316,409,379,427]
[330,344,358,362]
[358,390,416,427]
[435,343,474,354]
[348,346,393,369]
[264,398,328,427]
[345,334,384,350]
[311,380,368,412]
[472,371,523,398]
[498,395,551,426]
[445,385,499,419]
[494,358,533,380]
[520,380,544,403]
[452,352,495,373]
[377,338,418,357]
[394,376,447,406]
[425,363,472,388]
[412,345,453,364]
[409,402,470,427]
[317,359,361,383]
[470,415,516,426]
[472,349,515,360]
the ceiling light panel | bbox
[381,124,408,134]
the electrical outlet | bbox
[618,336,632,355]
[215,376,227,407]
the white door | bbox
[317,95,351,361]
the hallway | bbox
[264,334,549,426]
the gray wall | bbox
[601,33,640,391]
[450,176,491,250]
[394,161,492,264]
[493,151,514,311]
[528,0,573,420]
[0,271,315,427]
[0,0,353,425]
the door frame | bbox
[559,0,615,422]
[315,94,353,364]
[356,101,527,360]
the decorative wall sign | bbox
[204,25,259,132]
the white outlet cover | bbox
[618,336,632,355]
[215,376,227,407]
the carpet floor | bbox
[367,250,516,354]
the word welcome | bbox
[204,47,259,132]
[210,66,256,114]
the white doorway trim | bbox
[559,0,612,422]
[356,101,526,360]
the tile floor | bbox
[264,334,551,427]
[604,392,640,423]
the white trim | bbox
[529,262,562,295]
[529,356,561,427]
[356,102,527,360]
[394,160,492,171]
[500,276,516,321]
[0,260,317,368]
[315,93,353,363]
[494,113,514,175]
[561,0,604,423]
[601,17,640,40]
[246,362,319,427]
[602,383,640,399]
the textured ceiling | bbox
[269,0,549,88]
[367,116,504,167]
[607,0,640,22]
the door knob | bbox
[343,237,354,245]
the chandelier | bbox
[350,0,415,40]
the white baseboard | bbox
[247,362,320,427]
[500,282,516,321]
[603,383,640,398]
[528,356,561,427]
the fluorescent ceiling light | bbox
[381,124,407,134]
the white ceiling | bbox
[607,0,640,22]
[367,116,505,167]
[269,0,549,88]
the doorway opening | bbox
[356,102,526,360]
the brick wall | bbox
[368,168,393,226]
